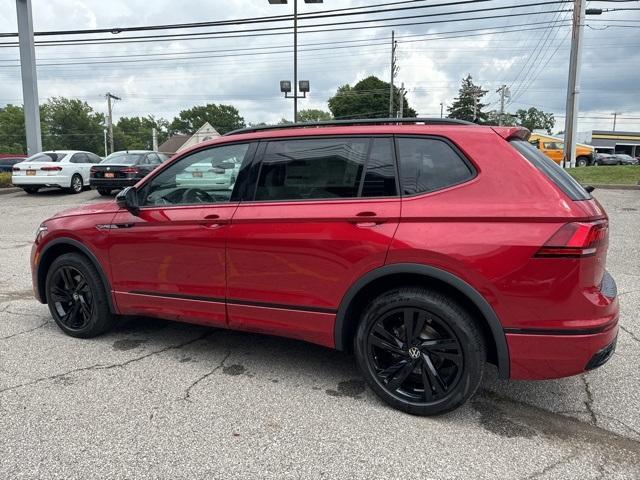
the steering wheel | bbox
[182,188,214,204]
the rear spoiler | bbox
[491,126,530,141]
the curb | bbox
[0,187,20,196]
[589,184,640,191]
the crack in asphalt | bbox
[582,375,598,426]
[0,319,49,340]
[0,330,215,395]
[620,325,640,344]
[182,351,232,402]
[524,450,578,479]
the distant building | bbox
[588,130,640,157]
[158,122,221,155]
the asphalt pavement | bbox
[1,187,639,479]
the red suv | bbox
[30,119,618,415]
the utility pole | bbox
[397,83,405,118]
[612,112,620,132]
[105,92,121,155]
[16,0,41,155]
[496,85,510,126]
[389,31,397,117]
[103,129,107,157]
[152,127,158,151]
[562,0,586,168]
[440,102,444,119]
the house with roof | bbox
[158,122,220,155]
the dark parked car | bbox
[0,156,26,173]
[31,119,618,416]
[595,153,638,165]
[90,150,170,196]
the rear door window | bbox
[254,137,398,201]
[510,139,591,200]
[395,137,475,195]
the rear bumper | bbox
[507,319,618,380]
[12,175,70,188]
[89,178,137,189]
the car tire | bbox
[67,174,83,194]
[23,187,39,194]
[45,253,116,338]
[576,157,588,167]
[97,188,112,196]
[354,287,486,416]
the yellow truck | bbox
[529,133,595,167]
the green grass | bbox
[0,172,12,188]
[568,165,640,186]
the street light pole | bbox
[16,0,41,155]
[293,0,298,122]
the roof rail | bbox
[224,117,474,136]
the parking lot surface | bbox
[1,188,639,479]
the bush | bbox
[0,172,13,188]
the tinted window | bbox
[147,153,162,164]
[158,153,170,162]
[255,138,368,201]
[142,143,250,206]
[71,153,88,163]
[362,138,397,197]
[25,152,66,162]
[396,137,474,195]
[510,139,591,201]
[102,152,144,165]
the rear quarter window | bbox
[510,139,591,201]
[396,137,475,196]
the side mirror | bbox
[116,186,140,215]
[217,160,236,170]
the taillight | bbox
[12,166,20,172]
[41,166,62,171]
[535,221,608,258]
[90,167,97,173]
[121,167,138,174]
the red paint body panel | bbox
[31,123,620,382]
[227,304,335,348]
[507,324,618,380]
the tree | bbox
[0,104,27,154]
[486,110,517,127]
[40,97,104,153]
[328,76,416,119]
[113,116,169,151]
[170,103,245,135]
[447,74,489,124]
[297,109,332,123]
[514,107,555,134]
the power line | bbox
[0,3,574,48]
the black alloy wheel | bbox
[355,287,486,415]
[366,307,463,403]
[49,266,94,331]
[45,253,116,338]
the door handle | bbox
[200,214,230,227]
[347,212,387,225]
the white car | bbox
[11,150,102,194]
[175,159,241,189]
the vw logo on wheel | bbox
[408,346,421,359]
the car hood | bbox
[50,200,120,219]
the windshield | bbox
[25,152,66,163]
[101,153,144,165]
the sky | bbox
[0,0,639,135]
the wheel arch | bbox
[37,238,115,313]
[334,263,510,379]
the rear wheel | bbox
[576,157,588,167]
[354,287,486,415]
[67,174,83,194]
[45,253,116,338]
[23,187,39,194]
[97,188,112,196]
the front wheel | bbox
[45,253,116,338]
[576,157,588,167]
[354,287,486,415]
